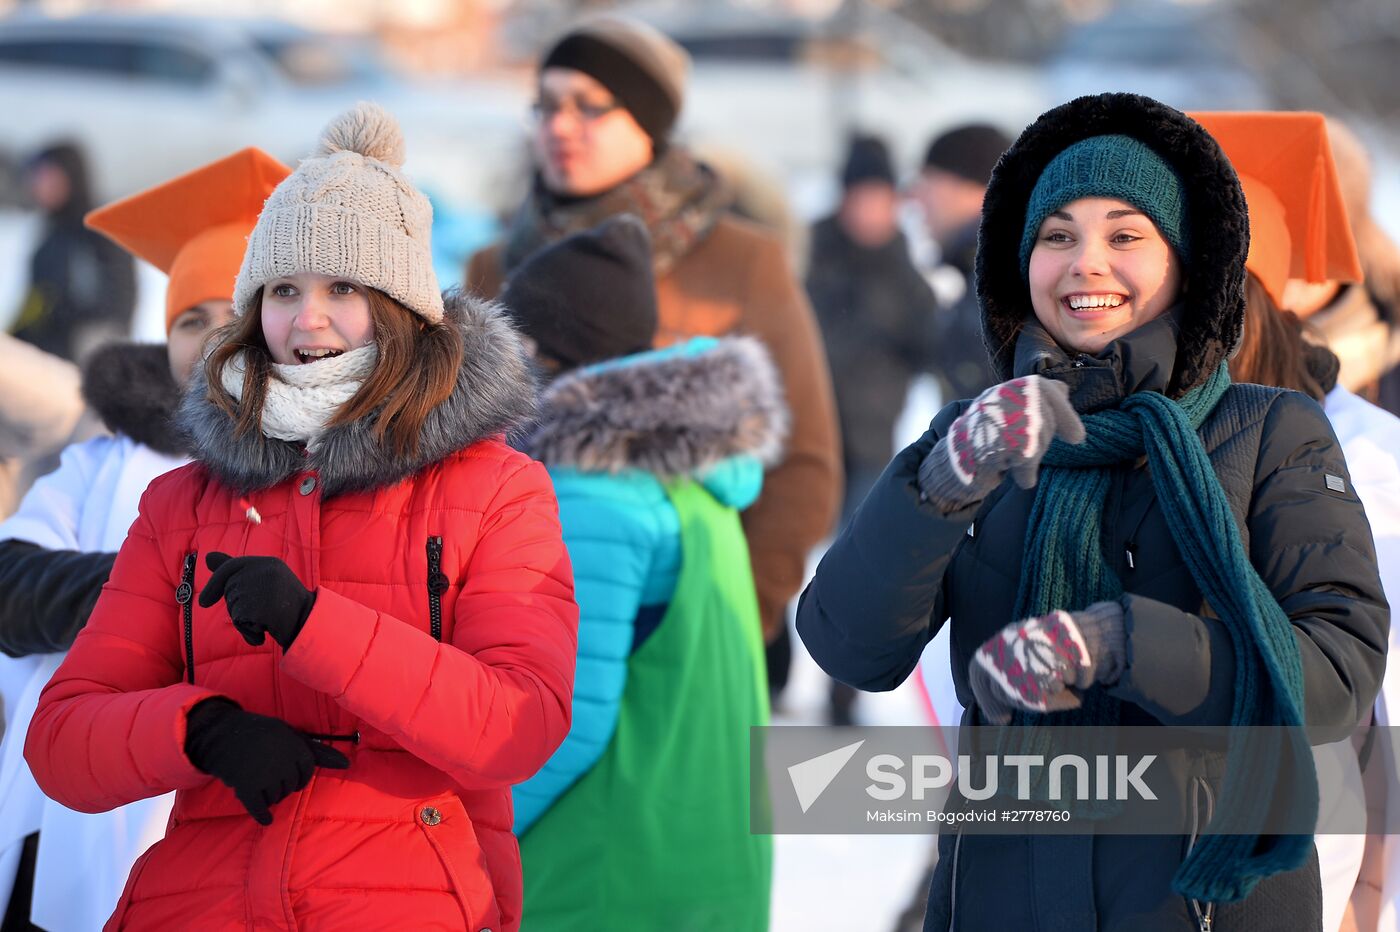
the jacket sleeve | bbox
[738,234,843,640]
[1110,391,1390,732]
[0,541,115,657]
[797,401,977,692]
[0,437,118,656]
[282,458,579,790]
[24,482,223,813]
[0,333,82,463]
[512,480,662,835]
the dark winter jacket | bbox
[928,219,998,400]
[797,93,1389,931]
[0,344,181,657]
[11,223,135,363]
[805,215,934,484]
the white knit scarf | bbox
[220,344,379,450]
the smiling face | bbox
[1027,196,1183,355]
[259,272,374,366]
[531,68,654,197]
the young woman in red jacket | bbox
[24,103,578,932]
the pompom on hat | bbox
[233,102,444,323]
[84,148,290,333]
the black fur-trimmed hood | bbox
[524,336,788,478]
[977,93,1249,397]
[175,289,536,497]
[81,342,185,456]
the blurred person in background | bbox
[807,133,936,725]
[695,143,809,275]
[1278,118,1400,413]
[0,336,84,520]
[505,216,781,931]
[8,143,136,364]
[913,123,1011,401]
[1196,110,1392,932]
[0,147,288,932]
[467,13,841,649]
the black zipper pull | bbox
[177,551,197,684]
[1124,541,1137,571]
[426,536,447,642]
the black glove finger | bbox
[230,614,267,646]
[198,553,242,608]
[310,741,351,770]
[294,750,314,792]
[238,787,273,826]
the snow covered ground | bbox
[767,376,945,932]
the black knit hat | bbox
[541,15,689,144]
[501,214,658,372]
[923,123,1012,186]
[841,134,896,189]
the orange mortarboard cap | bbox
[84,148,290,333]
[1191,111,1363,308]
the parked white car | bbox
[0,12,529,213]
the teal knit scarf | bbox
[1014,361,1316,903]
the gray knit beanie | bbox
[233,102,444,323]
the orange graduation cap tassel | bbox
[84,148,290,333]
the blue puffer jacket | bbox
[512,337,786,833]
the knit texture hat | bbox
[841,134,896,189]
[501,214,657,371]
[541,14,689,143]
[923,123,1011,185]
[86,148,289,333]
[1019,134,1188,277]
[233,102,443,323]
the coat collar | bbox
[523,336,788,479]
[1014,309,1182,413]
[81,342,185,456]
[175,290,536,497]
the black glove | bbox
[184,699,349,825]
[198,552,315,650]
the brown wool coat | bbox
[469,215,841,640]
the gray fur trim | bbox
[525,336,788,477]
[175,289,537,497]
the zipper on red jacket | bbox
[426,536,447,641]
[175,551,197,684]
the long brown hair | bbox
[1231,273,1329,402]
[205,288,463,456]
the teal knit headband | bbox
[1019,134,1188,277]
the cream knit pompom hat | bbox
[233,102,444,323]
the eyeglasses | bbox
[530,96,623,123]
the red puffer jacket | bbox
[25,294,577,932]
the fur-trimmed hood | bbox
[175,289,536,497]
[977,93,1249,398]
[523,336,788,478]
[81,342,185,456]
